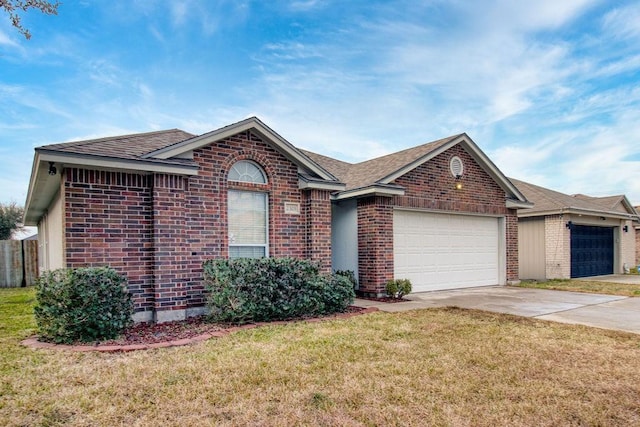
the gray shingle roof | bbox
[299,150,352,182]
[38,129,196,161]
[510,178,634,217]
[573,194,626,212]
[303,134,460,190]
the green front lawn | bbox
[513,279,640,296]
[2,287,640,426]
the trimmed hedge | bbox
[203,258,355,324]
[34,267,134,344]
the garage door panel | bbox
[394,210,500,292]
[570,225,613,278]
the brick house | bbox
[24,117,530,322]
[512,179,639,280]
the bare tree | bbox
[1,0,59,39]
[0,202,24,240]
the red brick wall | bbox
[357,144,519,295]
[505,213,518,281]
[304,189,332,272]
[64,169,155,314]
[185,129,329,261]
[394,145,507,214]
[357,196,394,295]
[63,130,333,320]
[153,174,190,316]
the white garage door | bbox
[394,210,500,292]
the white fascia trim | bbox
[143,117,337,182]
[298,179,346,191]
[506,199,534,209]
[620,195,639,216]
[23,152,43,223]
[458,137,528,203]
[333,185,405,200]
[38,151,199,175]
[518,207,636,220]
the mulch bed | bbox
[357,296,410,303]
[86,306,367,347]
[98,316,227,346]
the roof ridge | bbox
[351,133,463,166]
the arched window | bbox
[228,160,267,184]
[227,160,268,259]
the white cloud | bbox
[288,0,327,12]
[0,29,19,48]
[470,0,597,32]
[170,1,190,27]
[602,2,640,41]
[0,84,74,120]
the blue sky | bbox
[1,0,639,209]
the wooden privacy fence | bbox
[0,240,38,288]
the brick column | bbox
[152,174,188,322]
[357,197,394,296]
[304,189,332,273]
[505,210,519,283]
[545,214,571,279]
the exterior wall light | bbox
[623,225,629,233]
[48,162,57,176]
[566,221,572,229]
[454,174,463,190]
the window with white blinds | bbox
[228,190,268,259]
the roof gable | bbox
[305,133,529,205]
[584,194,638,216]
[143,117,338,182]
[511,178,639,219]
[26,118,345,225]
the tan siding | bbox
[48,191,65,270]
[636,227,640,266]
[38,191,65,272]
[37,214,47,272]
[518,218,546,280]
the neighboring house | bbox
[636,206,640,267]
[512,178,639,280]
[24,117,530,322]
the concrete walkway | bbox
[581,274,640,284]
[354,286,640,335]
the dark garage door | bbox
[570,225,614,278]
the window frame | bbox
[228,160,267,184]
[227,176,269,259]
[227,160,269,259]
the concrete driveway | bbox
[354,286,640,335]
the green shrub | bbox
[203,258,355,324]
[385,278,412,299]
[334,270,358,289]
[34,267,134,344]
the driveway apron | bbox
[354,286,640,334]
